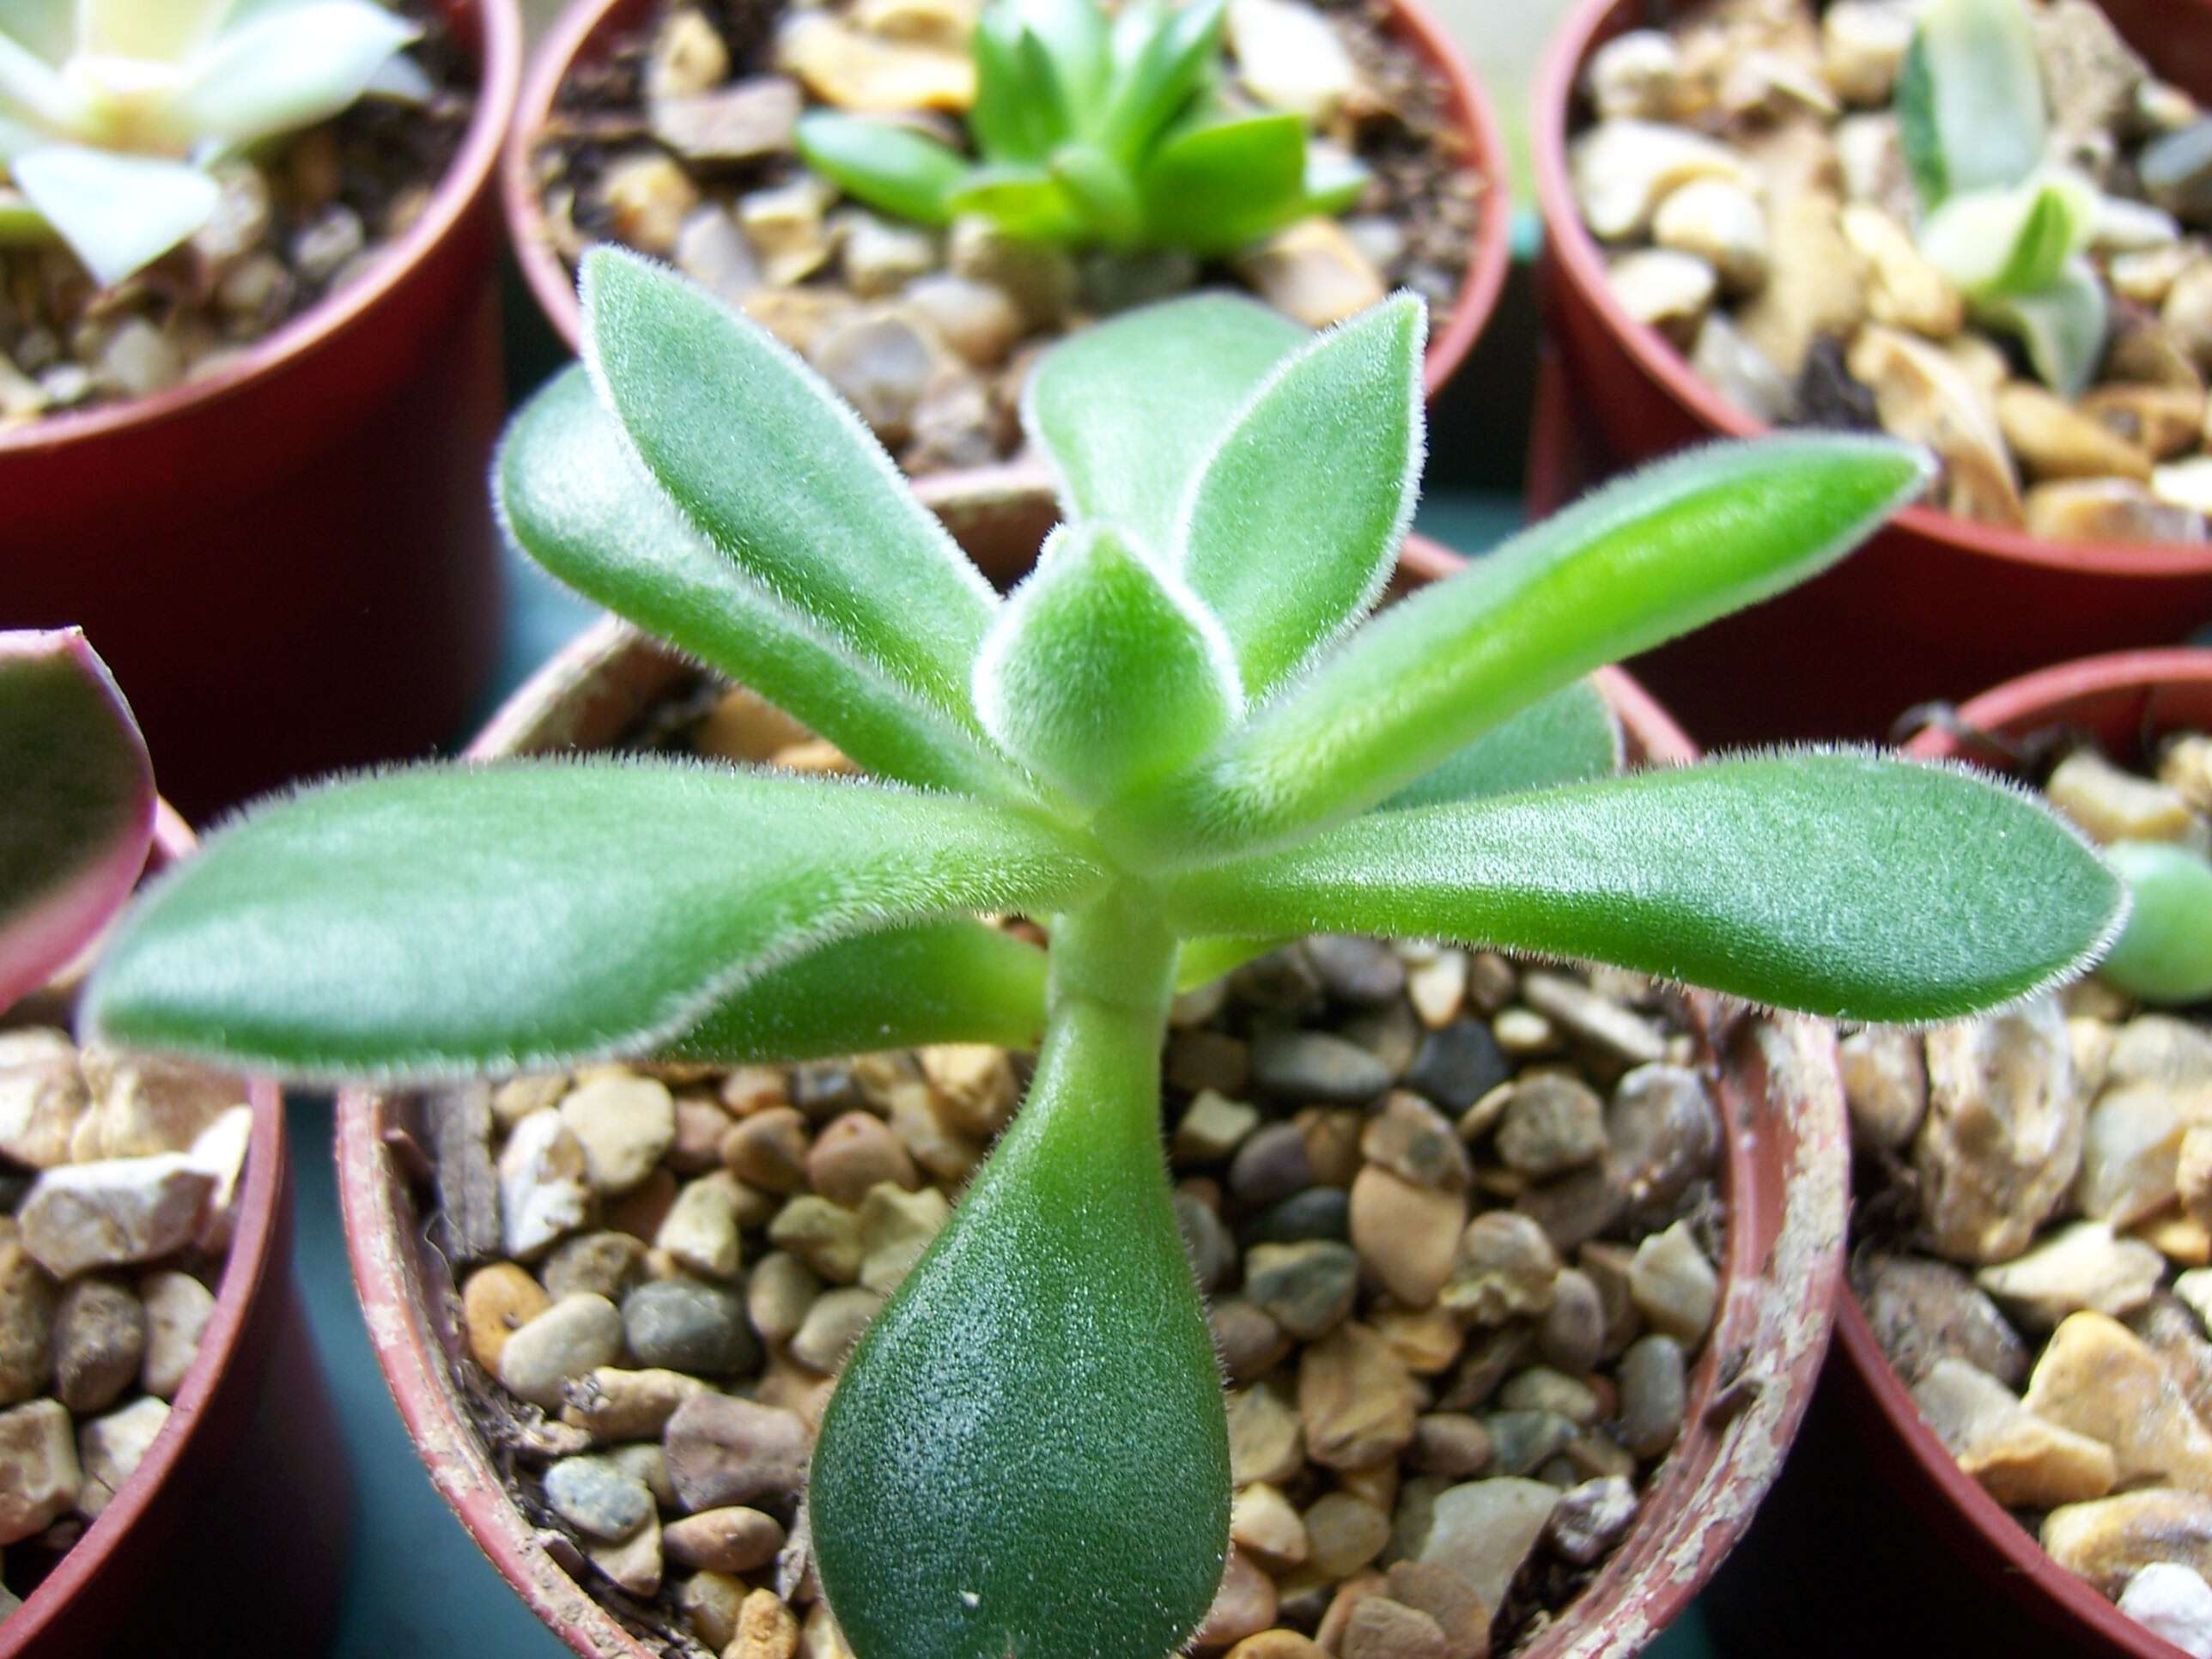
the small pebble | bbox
[497,1293,624,1409]
[664,1504,785,1573]
[544,1453,654,1541]
[559,1073,677,1194]
[623,1279,759,1376]
[1617,1334,1687,1459]
[52,1278,143,1415]
[137,1269,214,1400]
[76,1395,167,1519]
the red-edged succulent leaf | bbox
[0,629,155,1009]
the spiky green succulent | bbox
[794,0,1364,254]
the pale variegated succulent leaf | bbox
[10,144,218,286]
[1099,437,1935,865]
[1978,257,2108,400]
[666,920,1049,1061]
[76,0,231,60]
[1181,293,1424,696]
[1159,751,2124,1024]
[1917,170,2096,299]
[0,629,156,1012]
[1898,0,2046,205]
[155,0,418,145]
[583,248,1001,732]
[0,30,88,130]
[1021,291,1308,556]
[497,367,1025,801]
[5,0,76,66]
[975,522,1241,810]
[84,759,1105,1080]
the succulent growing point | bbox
[794,0,1364,253]
[1898,0,2108,397]
[85,251,2124,1659]
[0,0,423,286]
[0,628,156,1010]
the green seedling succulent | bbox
[86,250,2123,1659]
[1899,0,2108,397]
[794,0,1363,252]
[0,628,156,1010]
[0,0,424,286]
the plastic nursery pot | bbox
[1529,0,2212,750]
[336,547,1850,1659]
[0,807,350,1659]
[0,0,525,823]
[1701,646,2212,1659]
[501,0,1514,586]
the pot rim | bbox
[0,805,289,1656]
[1836,645,2212,1659]
[1532,0,2212,580]
[0,0,524,459]
[499,0,1514,398]
[337,583,1848,1659]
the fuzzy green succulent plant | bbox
[1899,0,2109,397]
[84,249,2124,1659]
[0,0,424,286]
[793,0,1363,253]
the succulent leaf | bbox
[792,112,969,227]
[75,0,231,60]
[9,145,220,288]
[582,248,1000,732]
[1379,678,1622,811]
[943,163,1085,238]
[1976,256,2109,400]
[1102,436,1935,865]
[0,629,156,1012]
[975,522,1241,810]
[1162,751,2124,1024]
[84,761,1103,1080]
[1021,290,1308,556]
[2095,840,2212,1005]
[1180,292,1424,695]
[497,367,1022,800]
[1917,170,2097,300]
[811,994,1229,1659]
[666,919,1048,1060]
[1897,0,2048,207]
[1138,110,1310,252]
[0,30,87,131]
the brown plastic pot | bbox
[335,550,1850,1659]
[0,807,349,1659]
[501,0,1514,584]
[1532,0,2212,749]
[1704,646,2212,1659]
[0,0,524,822]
